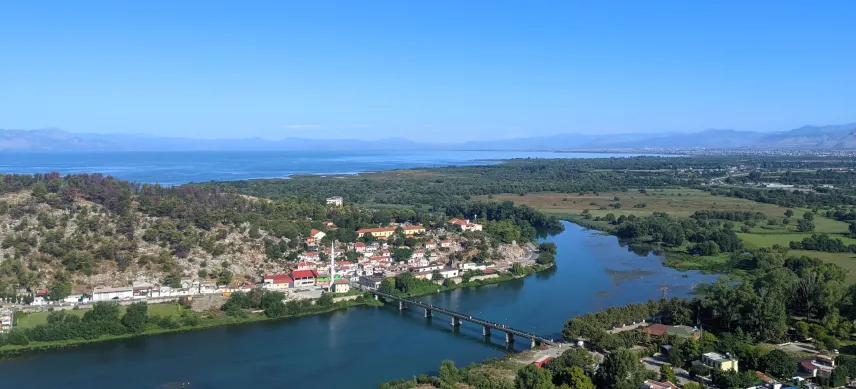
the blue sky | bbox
[1,1,854,142]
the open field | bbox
[16,303,181,329]
[788,250,856,283]
[475,189,790,218]
[738,232,856,250]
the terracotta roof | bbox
[401,225,424,230]
[642,324,669,336]
[755,371,774,382]
[334,279,350,284]
[800,361,817,371]
[310,229,324,237]
[264,274,294,284]
[357,227,396,233]
[292,270,319,279]
[355,242,365,247]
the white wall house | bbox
[92,286,134,301]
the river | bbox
[0,222,717,389]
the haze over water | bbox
[1,150,664,185]
[0,222,717,389]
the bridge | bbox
[366,289,559,348]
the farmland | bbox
[15,303,181,329]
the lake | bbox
[0,150,665,185]
[0,222,717,389]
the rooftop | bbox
[703,352,732,363]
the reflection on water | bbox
[0,221,718,389]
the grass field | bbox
[487,189,856,276]
[476,189,790,218]
[16,303,180,329]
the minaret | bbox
[329,240,336,292]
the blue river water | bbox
[0,222,717,389]
[0,150,663,184]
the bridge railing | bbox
[367,289,556,344]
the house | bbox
[263,274,294,289]
[92,286,134,301]
[696,352,738,372]
[641,380,679,389]
[332,279,350,293]
[309,229,326,242]
[439,240,452,248]
[326,196,344,206]
[448,218,483,232]
[816,354,836,367]
[298,251,321,262]
[133,283,154,298]
[381,249,391,257]
[412,249,425,258]
[533,356,552,368]
[323,221,338,229]
[412,264,444,273]
[800,361,818,377]
[291,270,319,287]
[401,225,426,235]
[438,268,459,278]
[409,258,429,268]
[424,241,437,249]
[354,242,366,253]
[296,261,318,270]
[359,276,385,289]
[641,324,700,339]
[356,227,396,239]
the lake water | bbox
[0,150,662,185]
[0,222,717,389]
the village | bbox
[3,200,535,326]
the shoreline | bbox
[0,262,554,359]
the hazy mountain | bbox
[2,123,856,151]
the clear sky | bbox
[1,1,854,141]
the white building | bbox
[92,286,134,301]
[326,196,344,206]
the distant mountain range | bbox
[3,123,856,151]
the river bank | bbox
[0,222,719,389]
[0,260,552,358]
[0,296,383,357]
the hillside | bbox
[3,123,856,151]
[0,173,557,300]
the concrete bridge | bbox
[367,289,558,348]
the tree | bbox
[83,301,122,323]
[515,364,555,389]
[796,218,815,232]
[760,349,795,380]
[557,366,593,389]
[431,269,443,281]
[438,360,460,385]
[317,293,334,307]
[682,383,702,389]
[379,278,396,294]
[49,280,73,301]
[784,209,794,218]
[659,364,677,383]
[803,212,814,221]
[121,301,149,333]
[598,349,643,389]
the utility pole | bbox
[329,240,336,293]
[659,282,668,300]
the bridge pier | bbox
[424,308,432,318]
[482,325,491,336]
[531,338,537,349]
[399,301,404,311]
[505,332,514,344]
[451,318,462,326]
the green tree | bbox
[803,212,814,221]
[784,209,794,218]
[598,349,644,389]
[760,349,795,380]
[557,366,593,389]
[797,218,815,232]
[83,301,122,323]
[49,280,73,301]
[317,293,334,307]
[121,301,149,333]
[659,364,677,383]
[379,278,396,294]
[515,364,555,389]
[438,360,460,385]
